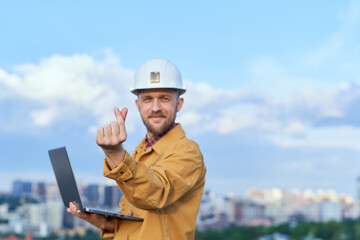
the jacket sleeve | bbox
[103,139,205,210]
[100,195,131,238]
[100,219,121,239]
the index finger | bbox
[114,107,128,123]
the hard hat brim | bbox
[130,87,186,96]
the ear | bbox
[176,97,184,112]
[135,99,140,112]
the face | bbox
[136,89,184,138]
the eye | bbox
[142,97,151,102]
[161,96,170,101]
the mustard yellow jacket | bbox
[100,124,206,240]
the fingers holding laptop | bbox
[67,201,115,231]
[67,201,87,218]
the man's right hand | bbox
[67,201,115,231]
[96,107,128,169]
[96,107,128,150]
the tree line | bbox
[195,219,360,240]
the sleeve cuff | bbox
[100,218,121,239]
[103,151,136,182]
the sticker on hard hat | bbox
[150,72,160,83]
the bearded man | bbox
[67,58,206,240]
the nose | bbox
[151,98,161,112]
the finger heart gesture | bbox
[96,107,128,150]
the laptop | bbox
[48,146,143,221]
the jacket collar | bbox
[135,124,185,155]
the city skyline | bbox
[1,178,357,237]
[1,178,357,203]
[1,1,360,198]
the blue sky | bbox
[1,1,360,198]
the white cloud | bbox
[271,125,360,151]
[180,76,360,152]
[1,46,360,152]
[31,107,58,126]
[0,51,140,132]
[283,121,307,135]
[179,80,271,134]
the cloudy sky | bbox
[1,1,360,198]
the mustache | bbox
[148,111,166,117]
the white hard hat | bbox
[131,58,186,95]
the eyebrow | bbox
[141,93,173,98]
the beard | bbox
[141,110,176,136]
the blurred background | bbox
[1,1,360,239]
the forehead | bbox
[138,89,177,97]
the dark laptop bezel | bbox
[48,146,143,221]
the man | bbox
[67,58,206,240]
